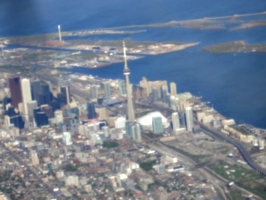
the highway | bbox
[199,123,266,176]
[145,140,229,200]
[136,102,266,176]
[143,134,262,200]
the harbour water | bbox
[0,0,266,128]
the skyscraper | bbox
[27,100,38,118]
[9,77,22,109]
[185,107,194,132]
[125,121,142,142]
[152,88,159,102]
[172,112,180,133]
[21,78,32,118]
[152,117,164,134]
[31,80,41,100]
[54,110,64,124]
[90,85,98,99]
[60,86,71,105]
[103,82,111,98]
[161,85,168,104]
[118,80,126,96]
[87,102,97,119]
[133,123,142,142]
[63,132,72,146]
[123,42,135,122]
[170,82,177,96]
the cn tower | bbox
[123,41,135,122]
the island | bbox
[0,30,198,70]
[203,41,266,53]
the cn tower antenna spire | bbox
[123,41,135,122]
[123,41,130,74]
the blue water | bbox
[1,0,266,128]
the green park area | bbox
[102,141,119,148]
[168,145,211,162]
[0,65,29,73]
[210,161,266,199]
[63,164,78,172]
[229,189,245,200]
[139,161,156,171]
[233,126,251,135]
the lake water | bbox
[0,0,266,128]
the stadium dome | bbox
[137,111,168,127]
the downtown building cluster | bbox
[0,41,265,199]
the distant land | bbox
[203,41,266,53]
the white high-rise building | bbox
[27,100,37,117]
[21,78,32,118]
[170,82,177,96]
[31,151,39,166]
[115,117,126,129]
[54,110,63,124]
[63,132,72,146]
[172,112,180,133]
[185,107,194,132]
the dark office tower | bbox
[40,105,54,118]
[32,81,52,106]
[87,102,97,119]
[60,86,71,105]
[97,97,104,105]
[33,107,42,120]
[152,88,159,103]
[9,77,22,109]
[56,92,66,108]
[31,80,42,100]
[35,112,48,127]
[10,115,24,129]
[5,106,16,117]
[41,83,52,105]
[49,99,59,112]
[3,97,11,110]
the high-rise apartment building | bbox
[152,88,159,102]
[90,85,98,99]
[118,80,126,96]
[161,85,169,104]
[185,107,194,132]
[172,112,180,133]
[9,77,22,109]
[103,82,111,98]
[139,77,167,98]
[170,82,177,96]
[152,117,164,134]
[125,121,142,142]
